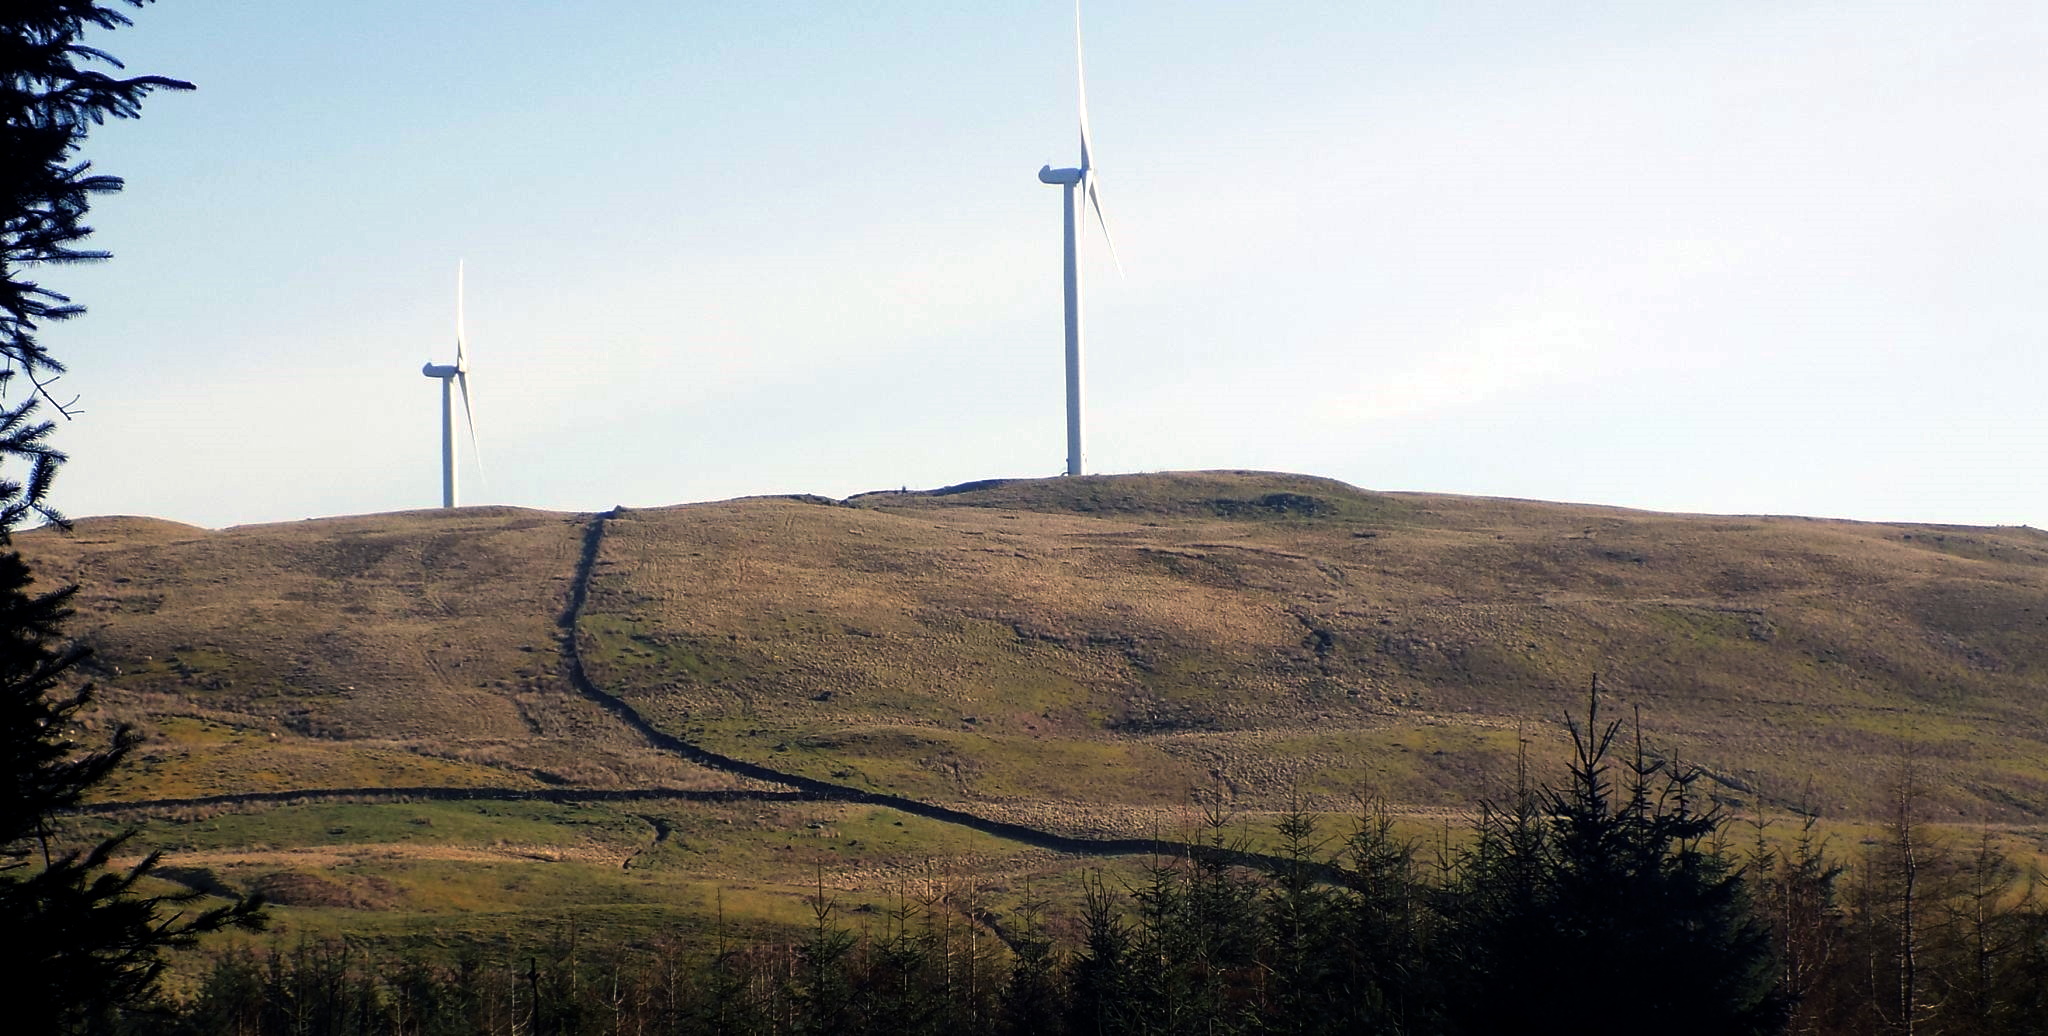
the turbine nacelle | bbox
[420,260,480,508]
[1040,1,1118,478]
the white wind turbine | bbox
[1038,0,1121,477]
[420,261,480,508]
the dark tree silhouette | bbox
[0,535,264,1032]
[1065,871,1136,1036]
[1440,683,1788,1036]
[997,900,1065,1036]
[0,4,264,1031]
[3,2,196,524]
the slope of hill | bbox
[576,473,2048,829]
[23,507,747,801]
[22,472,2048,833]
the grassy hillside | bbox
[579,472,2048,826]
[22,507,746,800]
[20,472,2048,951]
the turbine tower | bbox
[1038,0,1120,477]
[420,261,479,508]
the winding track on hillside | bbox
[550,510,1330,873]
[83,510,1333,877]
[78,785,812,815]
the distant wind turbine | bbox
[420,261,480,508]
[1038,0,1121,477]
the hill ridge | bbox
[21,470,2048,829]
[79,504,1344,877]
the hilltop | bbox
[21,471,2048,832]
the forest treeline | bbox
[126,696,2048,1036]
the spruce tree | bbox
[1749,808,1846,1034]
[1260,802,1340,1034]
[1065,871,1135,1036]
[794,877,858,1035]
[0,541,264,1031]
[1442,684,1788,1035]
[1333,794,1431,1035]
[1,4,265,1030]
[997,901,1066,1036]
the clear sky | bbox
[38,0,2048,529]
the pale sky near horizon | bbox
[31,1,2048,529]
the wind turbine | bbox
[1038,0,1121,477]
[420,261,479,508]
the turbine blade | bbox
[454,260,467,370]
[1076,0,1117,276]
[458,370,482,482]
[1086,176,1122,275]
[1076,0,1093,173]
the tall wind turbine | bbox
[1038,0,1120,477]
[420,261,479,508]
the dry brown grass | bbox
[579,474,2048,826]
[21,506,744,798]
[23,472,2048,836]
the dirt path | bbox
[550,510,1339,877]
[78,785,811,815]
[83,509,1341,882]
[118,841,629,871]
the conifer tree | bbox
[1260,801,1340,1034]
[1940,828,2036,1034]
[1333,793,1432,1035]
[1748,807,1846,1035]
[1442,683,1787,1035]
[1,4,265,1030]
[0,545,265,1033]
[997,901,1065,1036]
[1065,871,1135,1036]
[794,877,858,1035]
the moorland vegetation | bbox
[129,695,2048,1034]
[20,471,2048,1032]
[1,2,265,1032]
[6,2,2048,1033]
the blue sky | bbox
[39,0,2048,528]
